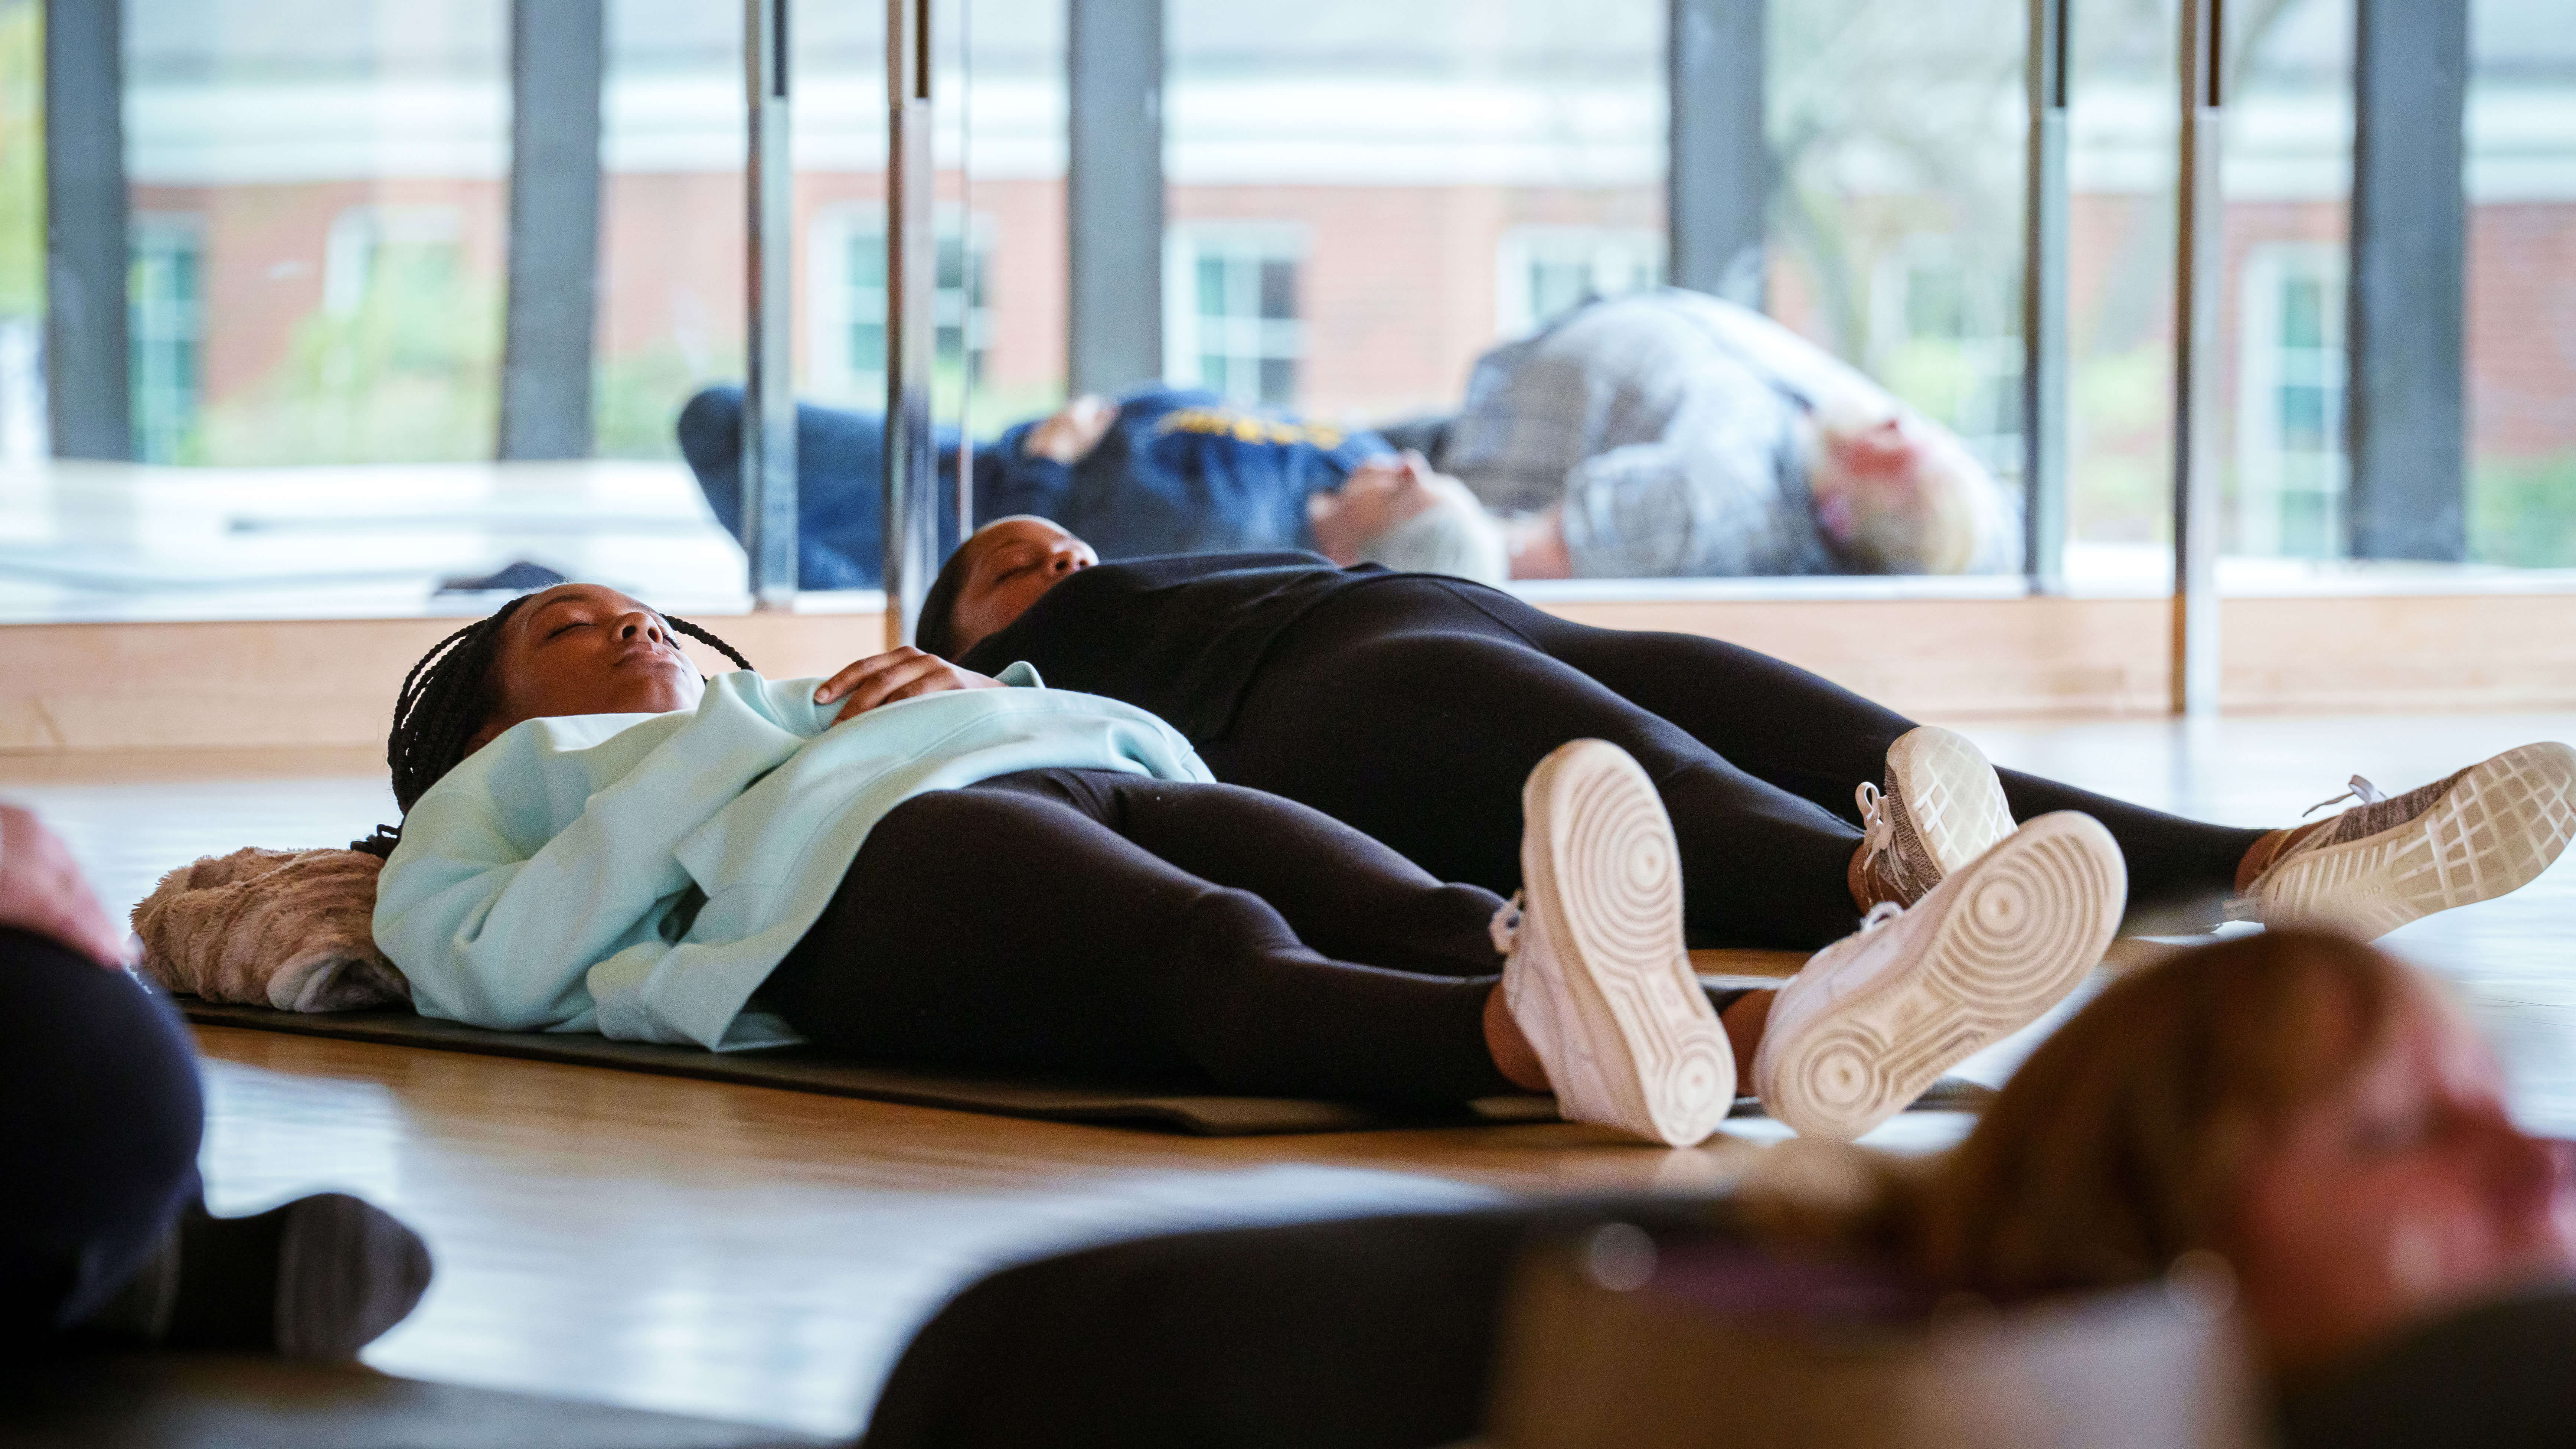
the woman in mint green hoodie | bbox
[360,582,1777,1140]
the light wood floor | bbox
[8,711,2576,1438]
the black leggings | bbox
[1200,580,2270,951]
[763,770,1747,1106]
[0,929,205,1347]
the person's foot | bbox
[1497,739,1735,1147]
[1849,726,2018,910]
[2242,743,2576,940]
[93,1193,434,1360]
[1760,811,2124,1141]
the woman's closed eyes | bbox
[987,550,1046,587]
[536,607,670,648]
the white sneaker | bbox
[1852,726,2018,910]
[1499,739,1735,1147]
[1756,811,2123,1142]
[2246,742,2576,940]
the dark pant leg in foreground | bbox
[761,770,1523,1105]
[0,929,205,1347]
[863,1199,2576,1449]
[859,1197,1734,1449]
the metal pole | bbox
[884,0,939,646]
[498,0,605,461]
[1066,0,1165,396]
[743,0,798,609]
[2021,0,2070,592]
[956,0,976,544]
[1667,0,1768,306]
[2348,0,2468,561]
[43,0,131,460]
[2171,0,2223,715]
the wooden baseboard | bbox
[4,591,2572,755]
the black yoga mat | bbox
[178,997,1998,1137]
[0,1354,831,1449]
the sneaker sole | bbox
[1761,812,2123,1141]
[2261,741,2576,941]
[1522,739,1735,1146]
[1887,726,2017,876]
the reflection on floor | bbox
[0,459,757,623]
[9,458,2575,628]
[6,710,2574,1438]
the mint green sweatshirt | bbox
[372,666,1212,1050]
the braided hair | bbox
[350,595,754,857]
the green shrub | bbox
[2469,454,2576,569]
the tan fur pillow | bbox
[132,847,409,1012]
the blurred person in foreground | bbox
[0,803,430,1364]
[861,929,2576,1449]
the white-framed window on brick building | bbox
[1165,225,1306,408]
[1495,225,1664,338]
[807,208,993,409]
[322,205,464,318]
[2236,244,2348,559]
[129,215,206,464]
[1871,237,2023,478]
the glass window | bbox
[1872,238,2024,477]
[945,0,1069,427]
[1769,0,2029,490]
[593,0,746,458]
[127,214,205,463]
[1165,225,1307,408]
[2234,243,2347,558]
[777,0,1064,438]
[0,0,43,463]
[2465,0,2576,568]
[806,209,994,410]
[1165,0,1664,422]
[2061,0,2179,582]
[1495,224,1664,338]
[124,0,510,466]
[2217,0,2353,564]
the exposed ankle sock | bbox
[2237,821,2332,894]
[1721,990,1774,1077]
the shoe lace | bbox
[2302,774,2386,818]
[2238,775,2392,918]
[1859,900,1905,933]
[1854,782,1919,897]
[1489,891,1525,956]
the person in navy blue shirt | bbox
[676,384,1494,589]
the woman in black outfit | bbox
[904,518,2571,952]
